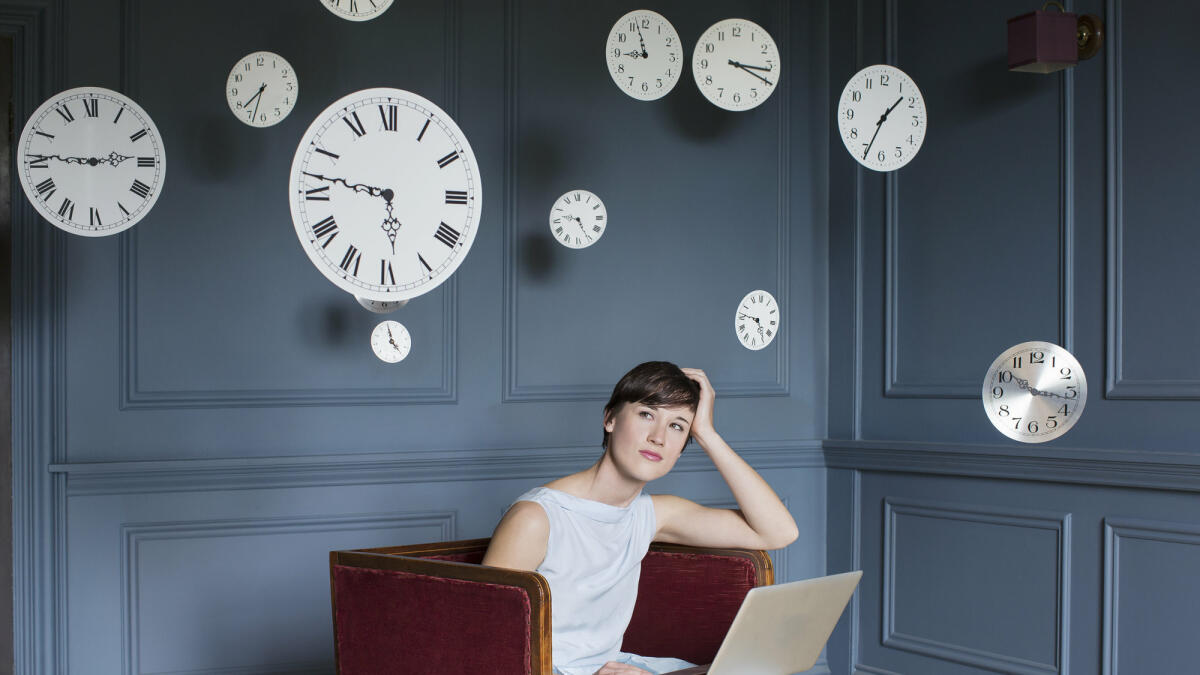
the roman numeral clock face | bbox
[289,88,481,302]
[17,86,165,236]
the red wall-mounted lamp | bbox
[1008,1,1104,73]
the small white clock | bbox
[226,51,298,128]
[735,290,778,350]
[692,18,780,111]
[982,341,1087,443]
[370,319,411,363]
[549,189,606,249]
[17,86,165,236]
[321,0,392,21]
[356,295,408,313]
[605,9,683,101]
[837,64,927,171]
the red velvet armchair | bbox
[329,538,774,675]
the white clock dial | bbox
[549,189,606,249]
[982,341,1087,443]
[370,319,411,363]
[17,86,165,236]
[226,51,298,128]
[692,18,780,111]
[837,64,927,171]
[289,88,481,302]
[735,290,779,350]
[321,0,392,21]
[605,9,684,101]
[356,295,408,313]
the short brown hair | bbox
[601,361,700,450]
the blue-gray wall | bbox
[825,0,1200,674]
[9,1,828,673]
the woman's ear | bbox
[603,407,615,433]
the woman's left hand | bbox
[681,367,716,439]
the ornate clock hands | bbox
[30,151,133,167]
[622,50,642,58]
[1012,375,1074,400]
[635,23,649,58]
[303,171,403,251]
[727,60,774,86]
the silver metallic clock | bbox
[226,51,298,128]
[549,189,606,249]
[982,341,1087,443]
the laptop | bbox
[663,570,862,675]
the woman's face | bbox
[604,401,694,481]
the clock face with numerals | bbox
[982,341,1087,443]
[692,18,780,111]
[605,9,683,101]
[226,51,298,128]
[370,319,411,363]
[735,290,779,350]
[549,189,606,249]
[17,86,165,236]
[321,0,392,21]
[289,88,481,302]
[837,64,928,171]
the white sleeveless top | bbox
[515,487,671,674]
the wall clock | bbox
[605,9,683,101]
[289,87,481,302]
[981,341,1086,443]
[370,319,411,363]
[356,295,408,313]
[836,64,927,171]
[735,289,778,350]
[692,18,780,111]
[321,0,392,21]
[549,189,606,249]
[226,51,298,128]
[17,86,165,236]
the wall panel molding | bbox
[116,0,460,409]
[882,498,1070,674]
[500,0,791,403]
[120,511,455,675]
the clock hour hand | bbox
[635,23,649,58]
[34,151,133,167]
[240,83,266,110]
[727,60,773,86]
[622,50,642,58]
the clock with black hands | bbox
[735,289,779,350]
[226,51,298,128]
[289,88,481,302]
[370,319,411,363]
[837,64,927,171]
[605,9,683,101]
[549,189,607,249]
[17,86,165,236]
[982,341,1087,443]
[321,0,392,21]
[692,18,780,111]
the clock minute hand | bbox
[302,171,386,198]
[240,83,266,109]
[635,23,648,58]
[727,60,773,86]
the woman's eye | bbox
[671,423,683,431]
[639,411,652,419]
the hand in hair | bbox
[680,367,716,441]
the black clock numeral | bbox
[339,244,362,276]
[305,186,330,201]
[593,225,602,233]
[312,215,339,248]
[117,202,130,216]
[1012,356,1022,369]
[554,226,564,235]
[381,260,395,285]
[416,118,430,141]
[379,104,398,132]
[444,190,468,205]
[34,178,56,200]
[417,252,432,274]
[28,155,49,169]
[434,222,461,248]
[1058,404,1070,416]
[57,197,75,220]
[737,323,746,333]
[55,105,75,123]
[112,107,124,124]
[314,146,340,160]
[83,98,99,118]
[129,128,148,143]
[595,214,605,221]
[89,207,102,228]
[343,111,366,137]
[137,156,156,168]
[34,129,54,140]
[436,151,460,168]
[129,179,151,199]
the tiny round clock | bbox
[356,295,408,313]
[549,189,607,249]
[17,86,166,236]
[692,18,780,111]
[321,0,392,21]
[981,341,1087,443]
[605,9,683,101]
[837,64,928,171]
[370,319,411,363]
[735,289,779,350]
[226,51,298,128]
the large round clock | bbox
[17,86,165,236]
[289,88,481,302]
[692,18,780,111]
[605,9,683,101]
[550,189,606,249]
[981,341,1087,443]
[226,51,298,128]
[320,0,392,21]
[837,64,927,171]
